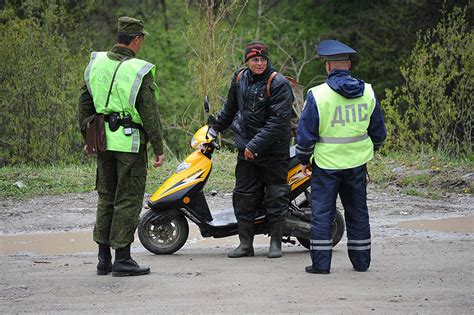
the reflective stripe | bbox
[84,52,99,96]
[129,63,154,108]
[296,145,314,154]
[347,245,371,250]
[319,133,369,144]
[310,245,333,250]
[131,129,140,152]
[311,239,333,244]
[347,239,371,244]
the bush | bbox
[382,5,473,157]
[0,4,87,165]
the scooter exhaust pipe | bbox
[284,216,311,239]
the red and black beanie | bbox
[244,41,269,62]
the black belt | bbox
[104,114,144,130]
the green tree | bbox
[0,3,89,165]
[383,5,473,156]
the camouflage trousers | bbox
[93,146,147,249]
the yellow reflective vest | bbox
[309,83,376,169]
[84,51,155,153]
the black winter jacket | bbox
[214,65,294,156]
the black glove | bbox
[206,114,217,127]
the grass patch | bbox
[369,147,473,197]
[1,148,472,200]
[0,150,237,200]
[205,148,236,193]
[0,164,96,199]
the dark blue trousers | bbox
[310,163,371,271]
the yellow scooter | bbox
[138,98,344,254]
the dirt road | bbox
[1,187,473,313]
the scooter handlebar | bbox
[210,140,220,150]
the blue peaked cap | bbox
[316,39,357,60]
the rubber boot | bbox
[305,266,330,274]
[268,220,284,258]
[112,245,150,277]
[97,244,112,275]
[228,221,255,258]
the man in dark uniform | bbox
[209,41,294,258]
[79,17,165,276]
[296,39,386,274]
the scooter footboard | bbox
[284,216,311,239]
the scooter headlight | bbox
[191,137,207,149]
[176,162,191,173]
[190,136,199,149]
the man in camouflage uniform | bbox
[79,17,164,277]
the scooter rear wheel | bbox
[296,209,345,249]
[138,210,189,255]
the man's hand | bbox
[301,164,312,177]
[244,148,255,160]
[206,114,217,127]
[153,154,165,168]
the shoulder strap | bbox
[104,57,128,108]
[266,71,278,98]
[236,69,245,83]
[236,69,278,98]
[285,75,298,87]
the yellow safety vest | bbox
[309,83,375,169]
[84,51,155,153]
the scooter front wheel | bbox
[138,209,189,255]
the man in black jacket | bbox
[210,41,294,258]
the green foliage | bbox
[185,2,246,112]
[0,2,90,165]
[1,0,472,165]
[2,147,471,200]
[175,0,251,146]
[204,148,237,192]
[369,146,473,197]
[382,5,473,156]
[0,163,96,199]
[235,0,327,88]
[135,2,195,158]
[0,149,238,199]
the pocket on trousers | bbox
[128,155,147,196]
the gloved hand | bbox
[206,114,217,127]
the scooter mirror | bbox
[204,96,210,115]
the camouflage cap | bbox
[117,16,149,35]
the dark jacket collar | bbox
[110,45,136,59]
[326,69,365,98]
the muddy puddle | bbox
[2,216,471,256]
[0,226,268,256]
[0,231,96,256]
[399,216,474,233]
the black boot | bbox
[305,266,330,274]
[112,245,150,277]
[97,244,112,275]
[264,184,290,258]
[228,221,255,258]
[268,220,284,258]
